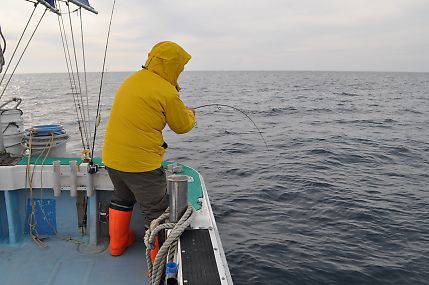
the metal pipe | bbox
[167,175,188,223]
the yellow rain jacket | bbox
[102,42,195,172]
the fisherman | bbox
[102,41,196,260]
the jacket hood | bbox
[144,41,191,89]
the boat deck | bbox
[0,237,149,285]
[0,158,232,285]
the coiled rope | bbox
[25,130,55,248]
[144,204,195,285]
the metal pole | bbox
[167,175,189,223]
[0,112,4,152]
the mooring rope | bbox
[25,130,55,248]
[38,133,57,236]
[144,205,195,285]
[0,7,46,101]
[194,103,270,150]
[91,0,117,160]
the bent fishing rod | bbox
[193,103,269,151]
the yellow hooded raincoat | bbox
[102,42,195,172]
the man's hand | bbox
[188,107,195,116]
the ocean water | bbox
[4,71,429,284]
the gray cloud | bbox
[0,0,427,73]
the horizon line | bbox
[8,69,429,75]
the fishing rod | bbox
[193,103,269,151]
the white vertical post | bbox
[70,160,78,197]
[86,172,94,197]
[52,161,62,197]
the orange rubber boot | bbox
[150,236,160,263]
[148,236,160,277]
[109,208,136,256]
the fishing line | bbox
[194,104,269,151]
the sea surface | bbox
[4,71,429,284]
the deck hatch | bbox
[180,229,221,285]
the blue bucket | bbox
[32,124,65,136]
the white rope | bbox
[144,204,195,285]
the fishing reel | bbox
[87,161,100,175]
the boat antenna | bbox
[194,104,269,151]
[91,0,117,160]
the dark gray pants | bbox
[107,167,168,228]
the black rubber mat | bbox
[0,153,19,166]
[180,229,221,285]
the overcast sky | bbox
[0,0,428,73]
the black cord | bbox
[0,25,6,54]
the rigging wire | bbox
[0,8,47,101]
[58,1,79,96]
[194,104,270,151]
[66,2,90,150]
[57,2,86,149]
[91,0,117,160]
[79,8,92,148]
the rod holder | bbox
[52,160,61,197]
[167,175,188,223]
[86,172,94,197]
[69,160,78,197]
